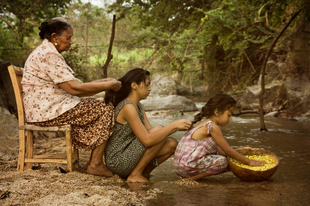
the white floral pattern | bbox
[22,39,80,122]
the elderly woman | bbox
[21,17,121,177]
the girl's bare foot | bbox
[181,171,212,181]
[87,163,113,177]
[142,163,156,179]
[127,174,150,183]
[182,177,193,181]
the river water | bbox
[124,104,310,206]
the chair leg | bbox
[17,130,26,172]
[26,130,33,169]
[73,148,79,168]
[66,131,73,172]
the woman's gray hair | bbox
[39,17,72,40]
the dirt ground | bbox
[1,136,309,206]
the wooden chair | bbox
[8,65,79,172]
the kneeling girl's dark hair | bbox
[192,93,236,124]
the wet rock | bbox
[141,95,198,112]
[177,85,206,97]
[304,110,310,117]
[265,111,280,117]
[176,85,192,96]
[237,81,286,111]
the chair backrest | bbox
[8,65,25,127]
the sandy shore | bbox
[0,135,162,206]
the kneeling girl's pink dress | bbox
[174,121,229,178]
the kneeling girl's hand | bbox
[248,160,266,166]
[237,147,260,150]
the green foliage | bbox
[0,0,71,44]
[2,0,309,94]
[108,0,307,94]
[0,0,71,64]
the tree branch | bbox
[259,9,302,131]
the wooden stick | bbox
[24,159,68,164]
[259,9,301,131]
[102,15,116,78]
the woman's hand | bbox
[93,78,116,82]
[92,78,121,91]
[248,159,266,166]
[110,79,122,92]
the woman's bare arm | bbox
[58,79,121,97]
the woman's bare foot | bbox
[127,174,150,183]
[86,163,113,177]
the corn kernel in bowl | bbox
[230,155,277,171]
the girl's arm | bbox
[218,147,227,156]
[210,124,265,166]
[120,104,192,147]
[142,107,154,131]
[58,79,122,97]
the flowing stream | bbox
[123,103,310,205]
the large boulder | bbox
[176,85,192,96]
[0,107,19,160]
[141,95,198,112]
[149,74,177,97]
[238,73,310,120]
[284,74,310,101]
[0,61,18,118]
[141,74,198,111]
[283,74,310,117]
[237,81,287,111]
[176,85,206,97]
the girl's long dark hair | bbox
[192,93,236,124]
[105,68,150,107]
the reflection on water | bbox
[141,112,310,205]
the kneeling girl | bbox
[174,94,265,181]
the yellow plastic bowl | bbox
[227,149,279,182]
